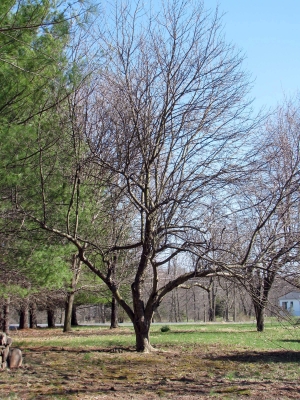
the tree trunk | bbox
[3,298,10,333]
[110,295,119,329]
[170,291,177,322]
[154,309,162,323]
[0,307,3,332]
[233,285,237,322]
[19,298,29,329]
[185,290,188,322]
[63,292,75,332]
[208,289,215,322]
[176,288,181,322]
[133,319,153,353]
[254,302,265,332]
[131,279,155,352]
[29,301,38,329]
[193,289,197,322]
[207,280,217,322]
[225,304,229,322]
[47,307,56,328]
[64,254,82,332]
[251,274,274,332]
[208,307,214,322]
[99,304,106,323]
[71,303,79,326]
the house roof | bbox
[278,291,300,300]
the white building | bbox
[278,291,300,317]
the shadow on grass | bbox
[281,339,300,343]
[167,330,256,334]
[205,350,300,363]
[25,345,136,354]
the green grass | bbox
[148,321,300,351]
[15,334,136,349]
[13,321,300,352]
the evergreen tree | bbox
[0,0,91,321]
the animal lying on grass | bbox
[0,332,22,369]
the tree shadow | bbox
[170,330,256,334]
[25,345,136,354]
[205,350,300,363]
[281,339,300,343]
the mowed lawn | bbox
[2,321,300,399]
[13,320,300,351]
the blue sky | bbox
[212,1,300,112]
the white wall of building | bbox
[279,292,300,316]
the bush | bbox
[161,325,171,333]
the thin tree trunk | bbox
[0,307,3,332]
[251,274,274,332]
[64,255,82,332]
[110,295,119,329]
[71,303,78,326]
[64,292,75,332]
[233,285,237,322]
[224,286,230,322]
[208,290,214,322]
[254,303,265,332]
[170,291,177,322]
[100,304,106,323]
[47,307,56,328]
[154,309,162,323]
[193,289,197,322]
[19,298,29,329]
[185,290,189,322]
[29,301,38,329]
[225,304,229,322]
[3,298,10,333]
[176,288,181,322]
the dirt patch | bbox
[1,328,299,399]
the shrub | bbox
[161,325,171,333]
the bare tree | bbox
[225,99,300,331]
[17,0,258,351]
[79,0,256,351]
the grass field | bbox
[1,321,300,399]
